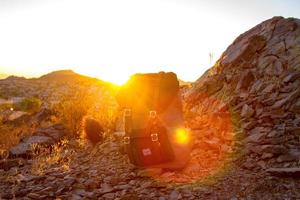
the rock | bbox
[169,190,181,200]
[282,71,300,83]
[63,177,77,187]
[242,158,256,169]
[137,168,162,177]
[15,189,31,197]
[262,145,288,155]
[71,194,82,200]
[266,168,300,178]
[272,89,300,109]
[27,192,41,199]
[1,192,13,199]
[9,124,66,158]
[120,194,140,200]
[257,160,267,169]
[0,159,25,170]
[9,136,54,157]
[241,104,255,118]
[290,99,300,112]
[205,75,224,95]
[244,131,266,143]
[34,108,52,121]
[114,184,130,190]
[246,143,288,156]
[273,60,284,76]
[276,150,300,162]
[261,84,275,94]
[128,180,136,186]
[84,179,99,189]
[100,183,114,194]
[250,79,263,93]
[272,96,291,109]
[36,124,66,142]
[102,193,115,199]
[236,70,255,91]
[241,120,257,130]
[73,189,94,198]
[262,152,274,159]
[8,111,28,121]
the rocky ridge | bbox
[0,70,108,108]
[186,16,300,170]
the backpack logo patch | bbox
[142,148,152,156]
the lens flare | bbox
[140,93,236,185]
[175,128,190,144]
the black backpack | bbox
[117,72,185,167]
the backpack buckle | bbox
[149,110,157,118]
[151,133,158,142]
[124,109,131,117]
[124,136,130,144]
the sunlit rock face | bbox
[185,16,300,172]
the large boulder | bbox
[9,124,67,158]
[186,16,300,170]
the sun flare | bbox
[175,128,190,145]
[75,67,130,85]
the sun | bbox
[75,67,130,85]
[107,75,130,86]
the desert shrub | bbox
[54,90,93,138]
[0,103,12,113]
[31,139,73,175]
[13,97,41,113]
[0,123,36,150]
[88,89,119,132]
[53,85,119,139]
[83,117,104,145]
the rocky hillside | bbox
[0,70,118,149]
[0,74,8,79]
[0,70,107,103]
[186,16,300,170]
[1,16,300,199]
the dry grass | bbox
[13,97,42,113]
[53,86,119,139]
[30,139,75,175]
[53,90,93,138]
[0,114,58,152]
[0,123,36,151]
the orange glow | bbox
[175,128,190,144]
[141,93,235,185]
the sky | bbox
[0,0,299,84]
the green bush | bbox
[13,97,42,113]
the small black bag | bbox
[124,111,174,166]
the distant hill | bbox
[0,69,112,102]
[1,70,105,85]
[0,74,8,79]
[38,70,100,84]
